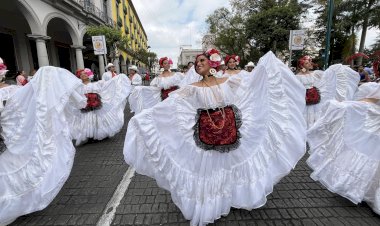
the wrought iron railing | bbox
[76,0,115,27]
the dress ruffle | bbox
[296,65,359,128]
[124,51,306,226]
[128,72,186,114]
[68,75,131,145]
[0,66,87,224]
[307,100,380,214]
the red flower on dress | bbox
[306,86,321,105]
[81,93,102,112]
[161,86,179,100]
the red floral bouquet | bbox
[81,93,102,112]
[161,86,179,100]
[306,86,320,105]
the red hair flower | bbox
[159,57,173,68]
[224,54,240,65]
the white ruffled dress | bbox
[123,52,306,226]
[307,82,380,214]
[68,75,131,145]
[296,65,359,128]
[0,66,86,225]
[128,72,184,114]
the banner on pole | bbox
[289,30,305,50]
[92,36,107,55]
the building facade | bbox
[0,0,148,78]
[177,48,203,68]
[0,0,118,78]
[111,0,148,73]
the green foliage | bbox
[206,0,310,64]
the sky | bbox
[131,0,230,66]
[132,0,379,67]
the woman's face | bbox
[80,71,89,81]
[162,60,170,71]
[195,55,211,76]
[302,59,313,70]
[227,58,237,69]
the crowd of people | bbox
[0,48,379,226]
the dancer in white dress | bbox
[128,57,184,114]
[0,66,87,225]
[307,82,380,214]
[296,56,359,128]
[69,68,131,145]
[222,54,252,78]
[124,49,306,226]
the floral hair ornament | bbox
[0,57,8,77]
[76,68,94,80]
[159,57,173,68]
[196,48,222,69]
[224,54,240,65]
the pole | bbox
[324,0,334,69]
[289,49,293,68]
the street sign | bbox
[92,35,107,55]
[289,30,305,50]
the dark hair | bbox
[183,66,188,70]
[16,70,23,76]
[187,62,194,66]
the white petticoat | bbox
[124,52,306,226]
[128,72,185,114]
[296,65,359,128]
[0,66,86,224]
[307,100,380,214]
[68,75,131,145]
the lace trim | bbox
[193,104,242,152]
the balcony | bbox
[72,0,115,27]
[123,4,128,14]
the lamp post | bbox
[324,0,334,69]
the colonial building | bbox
[177,47,203,68]
[0,0,118,77]
[0,0,148,78]
[111,0,148,73]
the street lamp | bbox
[324,0,334,69]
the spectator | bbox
[16,70,27,86]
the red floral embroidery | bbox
[194,105,242,152]
[161,86,179,100]
[306,86,320,105]
[81,93,102,112]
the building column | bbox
[28,34,51,67]
[71,45,85,69]
[98,55,105,76]
[113,58,120,74]
[120,60,127,73]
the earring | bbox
[209,68,217,75]
[301,68,307,73]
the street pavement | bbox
[9,107,380,226]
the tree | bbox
[132,49,157,71]
[86,25,130,62]
[206,0,310,65]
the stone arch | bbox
[17,0,43,34]
[42,12,81,45]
